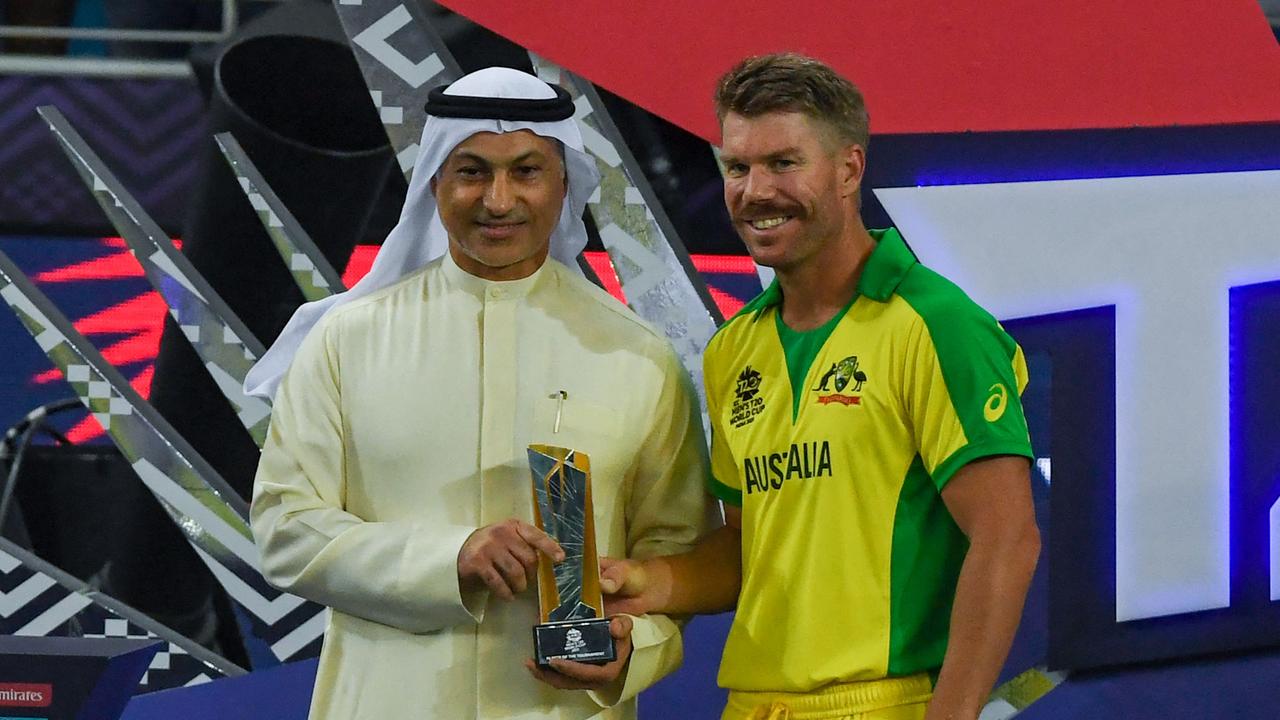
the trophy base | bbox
[533,618,616,668]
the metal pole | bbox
[0,55,192,78]
[0,26,227,42]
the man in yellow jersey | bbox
[602,54,1041,720]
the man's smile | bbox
[746,216,793,230]
[476,220,527,239]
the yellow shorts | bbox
[721,674,932,720]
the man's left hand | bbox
[525,615,633,690]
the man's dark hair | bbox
[714,53,869,151]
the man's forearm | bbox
[646,523,742,615]
[254,496,482,633]
[925,524,1040,720]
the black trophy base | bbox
[533,618,616,667]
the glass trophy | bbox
[527,444,616,667]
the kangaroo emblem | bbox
[814,356,867,393]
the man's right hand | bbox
[599,513,744,617]
[599,557,672,616]
[457,519,564,601]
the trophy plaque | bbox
[527,444,616,667]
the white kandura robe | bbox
[252,252,719,720]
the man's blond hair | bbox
[715,52,870,151]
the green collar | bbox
[742,227,917,319]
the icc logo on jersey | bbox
[730,366,765,428]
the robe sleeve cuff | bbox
[586,614,681,707]
[410,524,485,627]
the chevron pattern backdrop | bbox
[0,77,205,236]
[0,546,232,692]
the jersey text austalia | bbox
[743,440,833,494]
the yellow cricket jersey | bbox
[705,228,1033,693]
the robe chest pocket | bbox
[532,395,624,443]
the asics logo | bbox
[983,383,1008,422]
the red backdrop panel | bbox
[437,0,1280,140]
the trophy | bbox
[527,444,616,667]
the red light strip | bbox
[688,253,758,276]
[582,252,625,303]
[35,245,140,282]
[340,244,379,289]
[32,241,171,442]
[337,248,754,310]
[25,240,760,442]
[708,286,745,317]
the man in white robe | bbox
[246,67,719,720]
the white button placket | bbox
[478,287,518,525]
[476,285,520,717]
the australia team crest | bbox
[813,355,866,406]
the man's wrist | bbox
[645,556,679,614]
[923,690,981,720]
